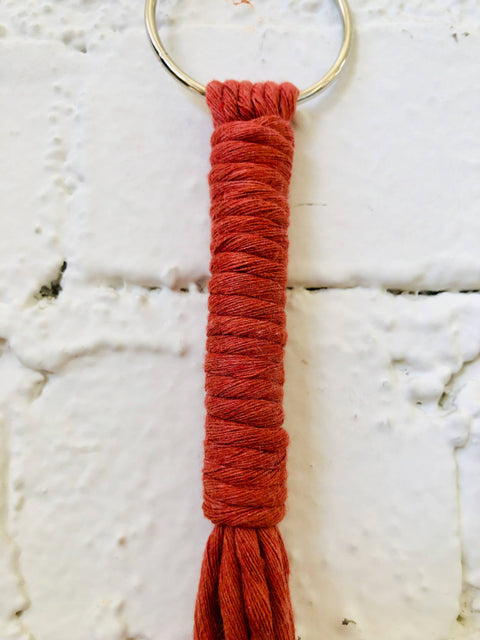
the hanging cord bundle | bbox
[194,79,299,640]
[144,1,352,638]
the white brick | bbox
[3,288,480,638]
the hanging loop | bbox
[145,0,353,104]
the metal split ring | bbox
[145,0,352,104]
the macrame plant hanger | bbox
[145,2,353,638]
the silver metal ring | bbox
[145,0,353,104]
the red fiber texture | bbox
[194,80,299,640]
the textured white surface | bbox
[69,11,480,290]
[1,1,480,639]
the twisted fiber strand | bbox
[194,80,299,640]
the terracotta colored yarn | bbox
[194,80,299,640]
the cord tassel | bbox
[194,80,299,640]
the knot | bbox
[201,79,298,530]
[206,79,299,127]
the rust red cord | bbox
[194,79,299,640]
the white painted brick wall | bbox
[0,2,479,639]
